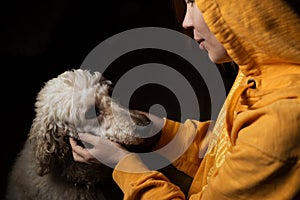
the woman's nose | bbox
[182,11,192,29]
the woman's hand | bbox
[69,134,130,167]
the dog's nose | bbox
[129,110,151,126]
[129,110,159,138]
[135,121,156,138]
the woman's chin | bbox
[208,53,232,64]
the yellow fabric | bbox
[113,0,300,199]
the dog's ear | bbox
[28,119,71,176]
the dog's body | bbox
[6,140,121,200]
[6,69,158,200]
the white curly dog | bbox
[6,69,160,200]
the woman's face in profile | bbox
[182,1,232,64]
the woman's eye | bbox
[85,106,101,119]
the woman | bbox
[70,0,300,199]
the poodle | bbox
[6,69,160,200]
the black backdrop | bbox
[0,0,237,199]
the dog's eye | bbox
[85,106,101,119]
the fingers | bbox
[77,133,100,146]
[72,150,89,163]
[69,136,130,166]
[69,137,93,164]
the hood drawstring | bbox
[225,79,256,145]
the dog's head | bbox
[28,69,160,181]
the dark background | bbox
[0,0,237,199]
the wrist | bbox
[114,153,150,173]
[111,148,131,167]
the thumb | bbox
[78,133,100,146]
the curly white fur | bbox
[6,69,155,200]
[32,69,145,144]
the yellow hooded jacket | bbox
[113,0,300,199]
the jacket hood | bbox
[196,0,300,76]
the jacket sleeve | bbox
[112,118,212,200]
[189,100,300,199]
[155,118,212,178]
